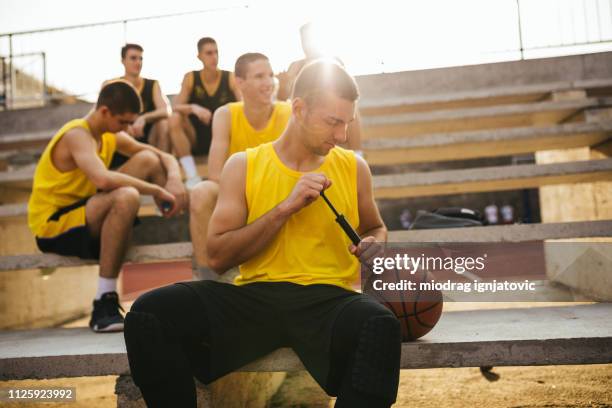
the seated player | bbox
[28,80,187,333]
[107,43,172,167]
[169,37,241,188]
[189,52,291,278]
[124,61,401,408]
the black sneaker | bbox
[89,291,125,333]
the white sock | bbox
[179,155,198,179]
[95,277,118,300]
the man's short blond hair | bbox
[291,59,359,104]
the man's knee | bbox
[130,149,161,169]
[350,312,401,402]
[111,186,140,213]
[124,309,168,385]
[125,289,179,385]
[130,289,159,314]
[190,181,219,214]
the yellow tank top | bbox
[28,119,117,237]
[228,101,291,155]
[236,142,360,290]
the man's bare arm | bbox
[115,132,187,214]
[140,81,171,123]
[172,72,196,115]
[355,154,387,242]
[276,60,304,101]
[64,129,174,204]
[206,105,231,182]
[207,153,331,273]
[348,154,387,265]
[229,72,242,101]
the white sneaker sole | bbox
[92,322,124,333]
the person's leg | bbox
[125,283,211,407]
[116,148,167,186]
[189,180,219,270]
[330,298,401,408]
[87,149,167,289]
[87,149,169,282]
[85,187,140,280]
[169,112,201,185]
[148,118,171,153]
[83,187,139,331]
[126,281,287,407]
[169,112,196,157]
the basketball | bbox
[365,267,444,341]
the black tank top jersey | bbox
[188,70,236,112]
[140,78,156,114]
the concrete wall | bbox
[0,101,92,136]
[2,52,611,136]
[356,52,612,101]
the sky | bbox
[1,0,611,101]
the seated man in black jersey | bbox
[106,43,172,168]
[169,37,242,189]
[125,61,401,408]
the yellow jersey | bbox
[236,142,360,290]
[227,101,291,156]
[28,119,117,238]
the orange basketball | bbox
[366,268,443,341]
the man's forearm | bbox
[141,107,170,123]
[360,225,388,243]
[158,152,182,182]
[103,171,161,196]
[172,104,193,115]
[208,203,292,272]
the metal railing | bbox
[0,4,249,110]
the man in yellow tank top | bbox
[125,61,401,407]
[189,52,291,279]
[28,81,187,333]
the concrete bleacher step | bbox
[372,158,612,198]
[2,159,611,206]
[2,80,611,152]
[1,304,610,380]
[0,130,58,152]
[389,219,612,242]
[363,121,612,165]
[1,220,611,272]
[359,78,612,116]
[361,98,608,139]
[0,242,191,272]
[0,162,208,192]
[0,101,92,137]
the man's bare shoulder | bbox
[287,59,307,76]
[60,126,95,149]
[354,151,368,169]
[224,151,247,170]
[181,71,195,87]
[217,104,231,115]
